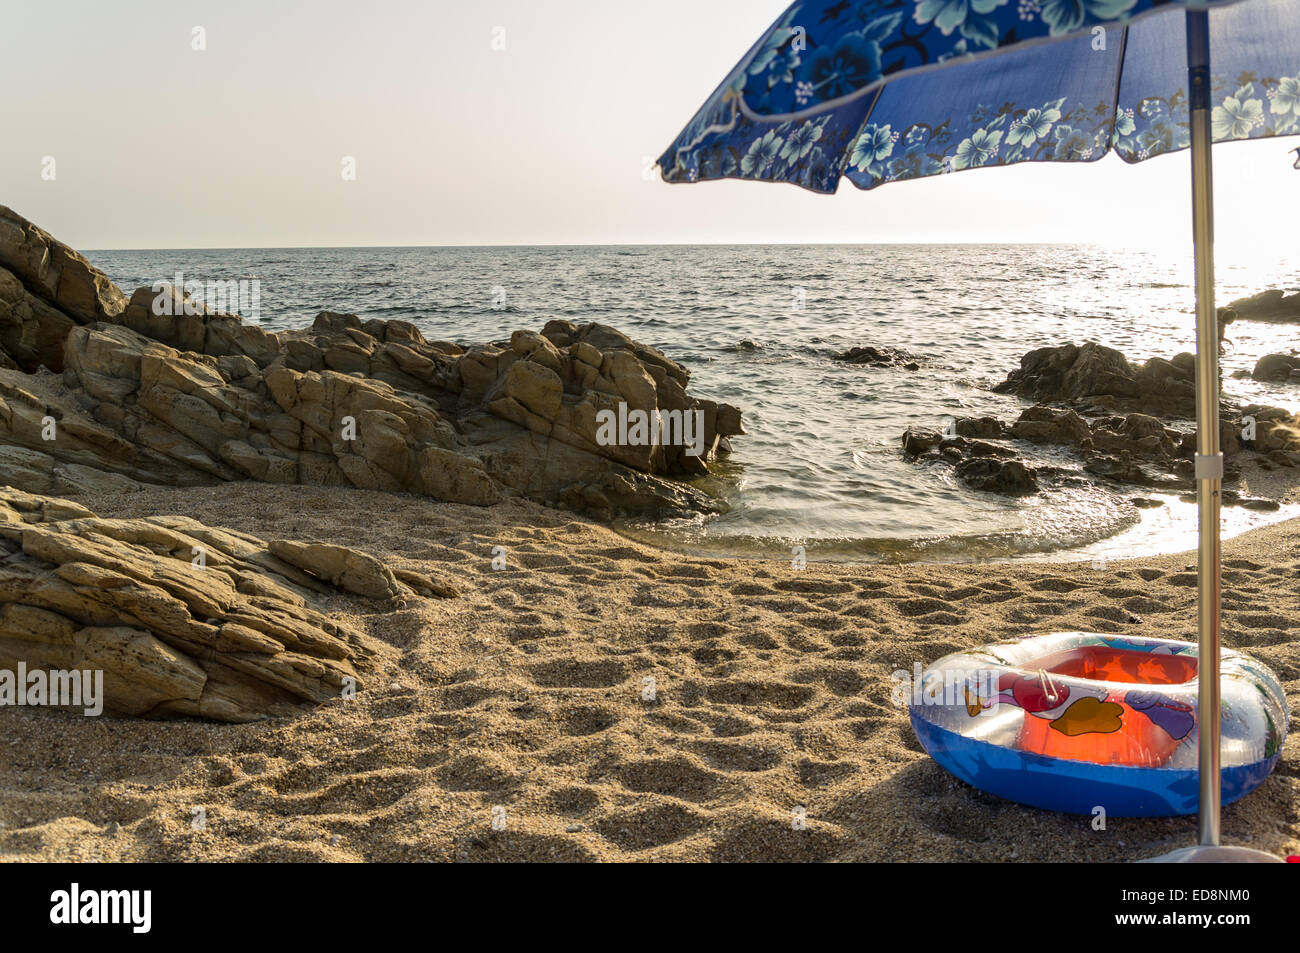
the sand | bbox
[0,481,1296,862]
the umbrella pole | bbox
[1186,9,1222,849]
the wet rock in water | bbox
[834,345,919,368]
[0,206,746,522]
[903,422,1042,495]
[901,427,944,456]
[0,487,397,722]
[906,344,1296,506]
[993,342,1196,416]
[954,457,1038,495]
[1226,288,1300,323]
[1252,352,1300,383]
[954,416,1005,439]
[1083,453,1186,490]
[1009,406,1092,446]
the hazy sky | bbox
[2,0,1298,249]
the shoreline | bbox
[614,484,1300,567]
[2,481,1295,862]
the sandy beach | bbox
[1,480,1295,863]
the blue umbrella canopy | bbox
[659,0,1300,861]
[659,0,1300,192]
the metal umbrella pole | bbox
[1186,8,1222,849]
[1142,11,1279,864]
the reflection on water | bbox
[89,242,1300,563]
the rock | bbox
[1120,413,1166,441]
[0,266,77,372]
[267,540,403,600]
[1240,404,1300,453]
[0,213,745,522]
[486,359,563,431]
[1226,288,1300,323]
[1252,352,1300,383]
[0,206,126,326]
[954,416,1004,438]
[117,284,282,368]
[834,345,918,367]
[1009,406,1092,445]
[1084,453,1187,489]
[955,457,1038,495]
[0,488,392,722]
[901,427,943,456]
[0,445,142,496]
[1240,496,1281,512]
[417,447,504,506]
[994,341,1195,416]
[1181,488,1281,511]
[392,568,457,599]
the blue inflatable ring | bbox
[907,632,1288,817]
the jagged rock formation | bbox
[1227,288,1300,323]
[0,206,126,372]
[0,487,408,722]
[0,205,744,521]
[992,341,1197,416]
[0,205,748,721]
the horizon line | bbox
[82,239,1116,253]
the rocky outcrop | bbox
[0,268,77,373]
[1241,404,1300,458]
[992,342,1197,416]
[0,205,126,372]
[1252,352,1300,384]
[902,425,1043,496]
[44,308,741,519]
[0,487,411,722]
[0,206,745,521]
[904,396,1300,502]
[1227,288,1300,323]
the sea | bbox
[86,244,1300,564]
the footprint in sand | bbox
[613,755,729,802]
[593,800,709,851]
[528,658,630,689]
[690,738,784,772]
[556,703,622,736]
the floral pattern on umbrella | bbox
[659,0,1300,196]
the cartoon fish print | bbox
[1049,696,1125,736]
[1125,689,1195,740]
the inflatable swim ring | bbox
[907,631,1288,817]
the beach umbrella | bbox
[658,0,1300,861]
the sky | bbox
[2,0,1298,250]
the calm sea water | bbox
[87,244,1300,563]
